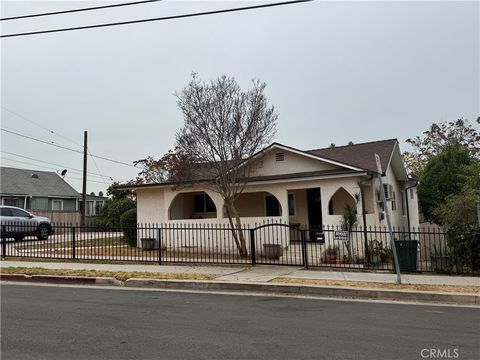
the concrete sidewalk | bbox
[1,260,478,286]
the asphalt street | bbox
[1,283,479,360]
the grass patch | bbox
[0,257,250,269]
[272,278,480,294]
[0,266,216,282]
[14,245,246,261]
[15,237,122,251]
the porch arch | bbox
[168,191,217,220]
[233,191,282,217]
[328,187,356,215]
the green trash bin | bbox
[394,240,419,272]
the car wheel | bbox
[37,224,50,240]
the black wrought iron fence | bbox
[1,221,478,274]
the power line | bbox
[1,128,142,169]
[2,106,115,186]
[1,0,313,38]
[88,149,109,188]
[0,151,124,181]
[1,106,83,149]
[1,0,162,21]
[1,128,80,152]
[2,106,117,186]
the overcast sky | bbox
[1,0,479,195]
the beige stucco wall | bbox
[235,191,280,217]
[288,189,308,227]
[249,148,340,177]
[135,147,420,252]
[136,188,166,224]
[329,187,356,215]
[136,171,416,230]
[407,186,420,229]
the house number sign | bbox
[334,231,349,241]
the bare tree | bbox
[173,74,278,257]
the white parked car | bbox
[0,206,53,241]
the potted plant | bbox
[140,238,156,250]
[380,246,392,263]
[368,240,382,266]
[263,243,283,260]
[325,245,339,264]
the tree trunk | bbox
[224,201,248,257]
[344,232,353,263]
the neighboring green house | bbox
[0,167,81,212]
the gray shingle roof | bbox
[306,139,398,173]
[0,167,80,198]
[116,139,399,190]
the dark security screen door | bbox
[307,188,322,229]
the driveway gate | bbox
[250,223,308,267]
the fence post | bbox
[250,229,256,265]
[71,226,76,260]
[2,225,6,259]
[301,230,308,270]
[157,227,162,266]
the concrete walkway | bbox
[1,260,479,286]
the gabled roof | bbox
[306,139,398,174]
[0,167,81,198]
[116,138,403,190]
[256,142,364,171]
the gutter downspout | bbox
[405,180,418,238]
[361,173,374,266]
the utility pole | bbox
[81,131,87,227]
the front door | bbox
[307,188,322,240]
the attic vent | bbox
[275,152,285,161]
[31,174,39,179]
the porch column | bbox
[267,188,289,224]
[203,190,224,221]
[320,187,332,226]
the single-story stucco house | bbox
[119,139,419,254]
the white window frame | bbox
[193,193,216,214]
[86,200,95,216]
[391,191,397,212]
[2,197,21,207]
[52,199,64,211]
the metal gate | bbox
[250,223,308,267]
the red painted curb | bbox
[0,273,96,285]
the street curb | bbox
[2,274,478,305]
[0,273,121,286]
[123,278,480,305]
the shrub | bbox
[447,224,480,273]
[95,197,135,229]
[120,208,137,247]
